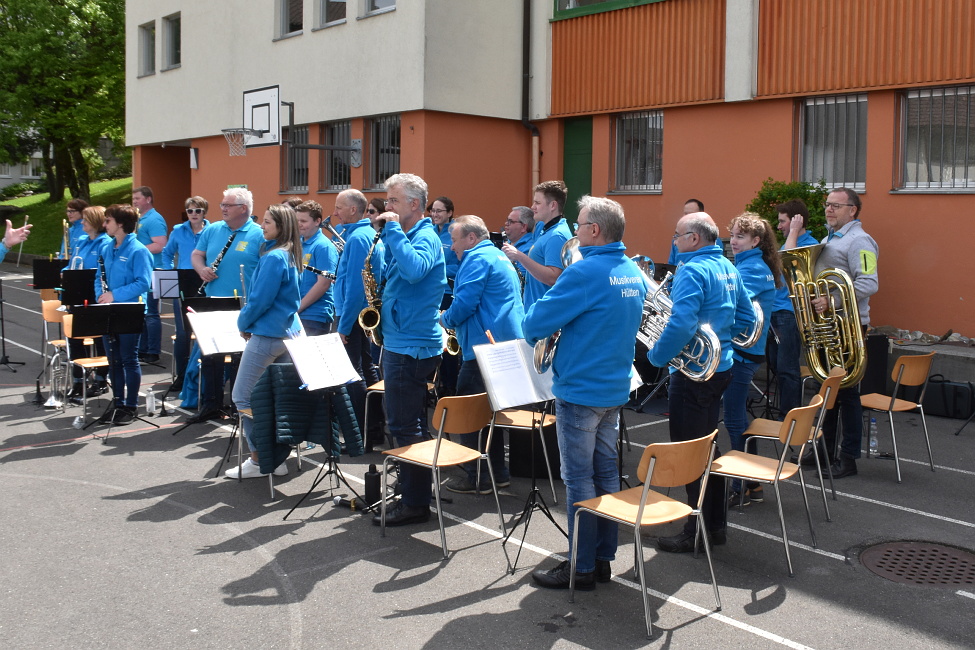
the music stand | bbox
[60,270,97,307]
[0,279,24,372]
[31,259,63,291]
[71,303,160,438]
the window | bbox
[555,0,665,20]
[319,121,352,191]
[138,21,155,76]
[21,158,42,179]
[366,0,395,14]
[614,110,663,191]
[162,13,181,69]
[320,0,346,25]
[900,86,975,190]
[278,0,303,37]
[800,94,867,190]
[368,114,400,189]
[0,163,11,177]
[281,126,309,192]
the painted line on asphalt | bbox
[726,522,846,561]
[957,590,975,601]
[626,418,669,430]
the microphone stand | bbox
[0,279,25,372]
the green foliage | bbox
[0,177,132,255]
[81,148,104,178]
[0,181,45,200]
[744,178,830,242]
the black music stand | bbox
[71,303,160,438]
[31,259,64,292]
[60,270,97,307]
[0,279,24,372]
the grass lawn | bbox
[1,178,133,256]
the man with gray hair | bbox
[523,195,647,590]
[187,186,265,423]
[440,215,525,494]
[648,211,755,554]
[504,206,535,278]
[371,173,447,528]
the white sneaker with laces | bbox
[225,458,267,479]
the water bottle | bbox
[869,417,879,453]
[365,464,382,508]
[146,390,156,415]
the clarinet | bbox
[97,254,109,294]
[304,264,336,281]
[198,231,238,296]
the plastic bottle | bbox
[146,390,156,415]
[869,417,879,453]
[365,464,382,508]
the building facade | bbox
[126,0,975,335]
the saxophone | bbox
[357,226,384,345]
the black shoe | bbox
[92,381,109,396]
[373,502,431,527]
[595,559,612,583]
[532,560,595,591]
[728,490,751,508]
[657,529,726,553]
[113,406,136,425]
[140,353,160,364]
[825,456,857,479]
[790,447,822,467]
[186,407,221,424]
[67,383,84,399]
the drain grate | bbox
[861,542,975,588]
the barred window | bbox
[281,126,309,193]
[900,86,975,190]
[614,110,663,192]
[800,94,867,190]
[319,120,352,191]
[368,114,400,190]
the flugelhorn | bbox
[533,237,582,373]
[781,243,865,388]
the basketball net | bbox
[222,128,260,156]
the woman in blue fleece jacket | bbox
[227,204,303,480]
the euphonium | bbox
[732,299,765,349]
[357,225,384,346]
[781,243,865,388]
[532,237,582,373]
[633,262,721,382]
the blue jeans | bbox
[140,292,161,355]
[770,310,804,416]
[173,299,190,381]
[231,335,290,451]
[343,323,384,444]
[382,350,441,508]
[556,398,620,574]
[821,383,863,461]
[300,318,332,336]
[455,359,509,485]
[723,359,759,491]
[669,370,730,534]
[105,333,142,408]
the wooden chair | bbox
[860,352,936,483]
[491,407,559,503]
[568,431,720,639]
[379,393,505,559]
[709,395,824,577]
[743,366,845,515]
[363,367,439,449]
[41,300,69,408]
[62,314,110,424]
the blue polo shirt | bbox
[194,219,265,298]
[137,207,168,269]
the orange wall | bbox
[132,146,192,226]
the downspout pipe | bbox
[522,0,541,188]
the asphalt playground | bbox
[0,259,972,649]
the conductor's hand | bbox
[3,219,32,249]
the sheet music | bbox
[284,334,361,391]
[153,270,181,299]
[186,310,246,356]
[473,339,554,411]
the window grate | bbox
[320,120,351,191]
[901,86,975,190]
[369,114,400,189]
[614,110,663,192]
[282,126,309,192]
[800,94,867,190]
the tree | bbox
[0,0,124,203]
[744,178,830,242]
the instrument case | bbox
[920,374,975,420]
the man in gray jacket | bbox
[812,187,879,478]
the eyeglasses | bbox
[66,209,79,214]
[219,203,243,209]
[186,208,205,215]
[573,221,595,234]
[384,197,399,206]
[367,208,379,215]
[504,219,520,225]
[673,231,695,240]
[823,202,854,210]
[429,208,448,215]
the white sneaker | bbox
[273,461,289,477]
[225,458,267,479]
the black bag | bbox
[920,374,975,419]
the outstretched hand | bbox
[3,219,32,249]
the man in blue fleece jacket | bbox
[649,212,755,554]
[523,196,646,591]
[370,173,447,528]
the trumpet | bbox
[323,216,346,254]
[61,219,70,260]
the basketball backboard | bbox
[242,85,281,147]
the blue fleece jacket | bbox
[195,219,264,298]
[335,219,385,337]
[772,231,818,313]
[732,247,776,361]
[299,229,339,324]
[523,242,646,407]
[237,246,302,338]
[434,221,460,295]
[100,233,153,306]
[523,216,572,309]
[64,232,110,272]
[441,240,525,361]
[380,217,446,354]
[162,220,209,270]
[648,243,754,374]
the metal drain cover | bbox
[861,542,975,588]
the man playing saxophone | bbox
[809,188,879,479]
[649,212,754,554]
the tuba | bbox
[532,237,582,373]
[633,263,722,382]
[357,225,384,346]
[781,244,865,388]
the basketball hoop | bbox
[222,128,262,156]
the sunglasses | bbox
[367,208,379,214]
[186,208,206,215]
